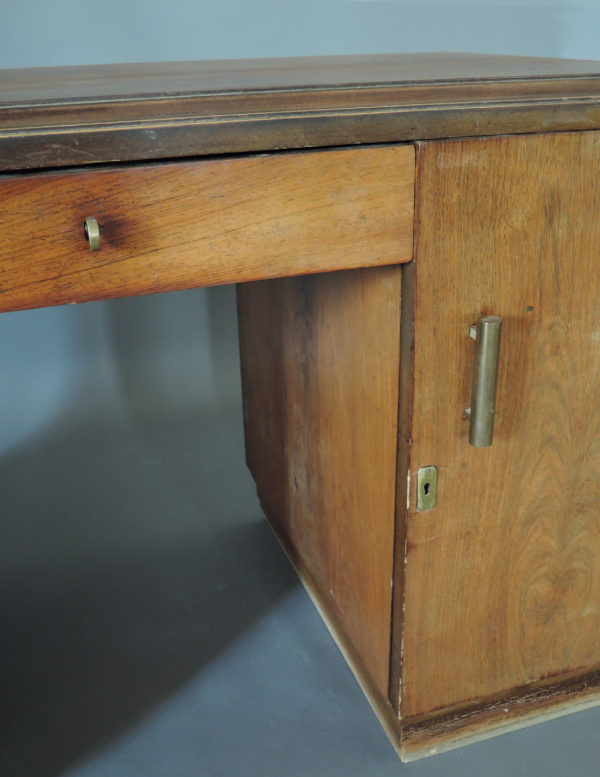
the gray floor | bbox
[2,292,600,777]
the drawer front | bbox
[0,145,414,313]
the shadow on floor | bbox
[0,409,295,777]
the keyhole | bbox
[417,466,437,511]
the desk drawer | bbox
[0,145,414,313]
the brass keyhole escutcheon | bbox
[416,466,437,511]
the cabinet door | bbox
[398,133,600,730]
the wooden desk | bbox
[3,53,600,760]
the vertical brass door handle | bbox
[467,315,502,447]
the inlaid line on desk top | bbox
[3,53,600,170]
[3,53,600,104]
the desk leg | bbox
[236,266,402,716]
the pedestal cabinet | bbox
[3,53,600,761]
[238,129,600,758]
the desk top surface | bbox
[2,52,600,171]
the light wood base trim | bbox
[400,668,600,761]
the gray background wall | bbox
[2,4,600,777]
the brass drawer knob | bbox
[83,217,101,251]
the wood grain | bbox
[399,132,600,720]
[0,145,413,313]
[237,266,402,699]
[3,54,600,171]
